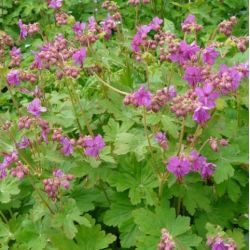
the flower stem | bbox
[177,118,186,156]
[94,74,128,96]
[198,138,209,153]
[143,108,160,177]
[65,83,84,134]
[6,85,21,116]
[0,210,8,223]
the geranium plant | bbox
[0,0,248,249]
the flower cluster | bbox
[124,85,152,108]
[55,12,69,25]
[158,228,176,250]
[231,36,249,53]
[43,169,74,200]
[131,17,163,56]
[11,161,29,180]
[208,137,228,152]
[18,116,50,144]
[76,134,106,157]
[0,151,28,180]
[181,14,203,33]
[206,236,237,250]
[7,70,37,86]
[18,19,40,40]
[167,151,216,181]
[10,47,22,67]
[52,128,106,158]
[218,16,237,36]
[150,86,176,112]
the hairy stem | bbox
[95,74,128,96]
[177,118,186,156]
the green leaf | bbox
[213,159,234,184]
[107,156,158,205]
[161,115,179,139]
[163,19,175,33]
[182,184,212,215]
[75,214,116,250]
[133,200,201,250]
[52,199,91,239]
[0,178,20,203]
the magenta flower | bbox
[88,16,97,32]
[149,17,163,30]
[73,21,86,36]
[167,156,191,180]
[53,168,64,177]
[131,34,143,52]
[183,66,203,87]
[169,41,200,64]
[48,0,63,9]
[155,132,168,150]
[168,85,177,97]
[195,83,219,108]
[72,48,87,66]
[183,14,196,25]
[133,85,152,107]
[84,135,105,157]
[189,150,207,172]
[60,137,74,156]
[10,47,21,57]
[7,70,20,86]
[27,98,47,117]
[203,47,219,65]
[192,106,211,125]
[200,162,215,179]
[16,136,30,149]
[18,19,28,39]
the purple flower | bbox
[195,83,219,108]
[200,162,215,179]
[149,17,163,30]
[192,106,211,125]
[211,239,227,250]
[183,66,203,87]
[88,16,97,32]
[16,136,30,149]
[84,135,105,157]
[203,47,219,65]
[7,70,20,86]
[189,150,207,172]
[53,168,64,177]
[133,85,152,107]
[168,85,177,97]
[167,156,191,180]
[155,132,168,150]
[48,0,63,9]
[72,48,87,66]
[219,65,242,93]
[18,19,28,39]
[60,137,74,156]
[131,34,143,52]
[170,41,200,64]
[0,169,7,179]
[10,47,21,56]
[183,14,196,25]
[73,21,85,36]
[237,61,249,78]
[41,127,49,144]
[27,98,47,117]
